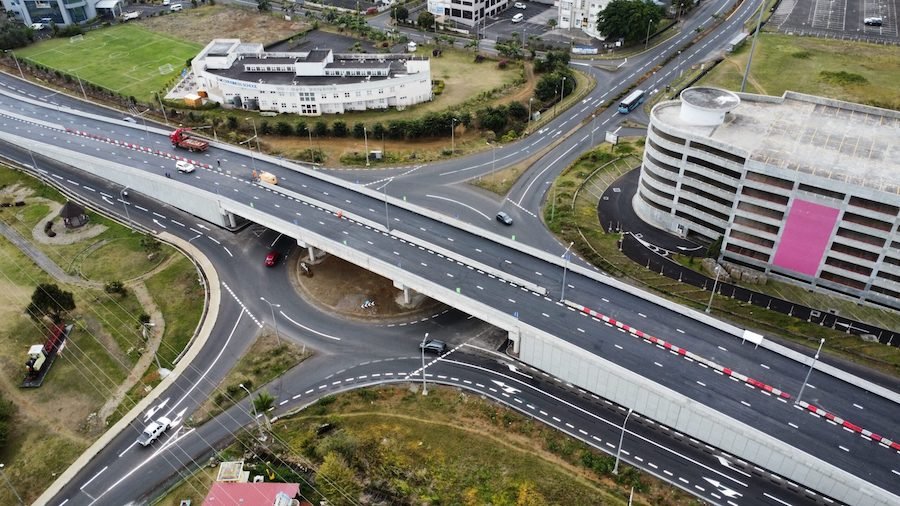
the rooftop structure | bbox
[636,88,900,309]
[190,39,433,116]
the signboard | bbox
[571,46,599,55]
[605,131,619,145]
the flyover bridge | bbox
[1,105,898,506]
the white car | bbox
[122,117,137,123]
[30,22,45,30]
[514,2,527,9]
[175,160,196,173]
[137,416,171,446]
[170,3,183,11]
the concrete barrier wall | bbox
[1,131,231,228]
[517,328,899,506]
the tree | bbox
[331,120,348,137]
[140,235,162,256]
[253,390,275,413]
[295,121,309,136]
[275,121,293,136]
[352,122,366,139]
[316,452,361,506]
[507,101,529,122]
[26,283,75,323]
[257,0,271,11]
[0,20,34,50]
[391,5,409,22]
[596,0,665,43]
[314,121,329,137]
[534,70,574,102]
[417,11,435,29]
[706,235,723,259]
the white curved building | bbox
[636,87,900,310]
[190,39,432,116]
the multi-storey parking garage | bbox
[635,87,900,310]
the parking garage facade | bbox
[635,87,900,310]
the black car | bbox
[420,339,447,354]
[496,211,513,226]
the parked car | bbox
[512,13,524,23]
[137,416,171,446]
[122,117,137,123]
[30,22,45,30]
[864,17,883,26]
[496,211,513,225]
[265,250,280,267]
[175,160,195,173]
[170,3,183,11]
[420,339,447,354]
[514,2,527,9]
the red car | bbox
[265,250,280,267]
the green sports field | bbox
[16,25,202,101]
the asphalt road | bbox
[3,93,898,503]
[0,0,896,503]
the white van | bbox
[511,13,524,23]
[162,0,170,4]
[170,3,182,11]
[406,41,417,52]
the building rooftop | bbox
[207,55,415,86]
[654,90,900,196]
[203,482,299,506]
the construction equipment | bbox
[22,324,72,388]
[169,128,209,152]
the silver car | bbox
[137,416,171,446]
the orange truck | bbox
[169,128,209,152]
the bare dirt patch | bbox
[290,253,445,321]
[138,5,311,46]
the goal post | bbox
[158,63,174,75]
[69,34,84,43]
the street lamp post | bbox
[246,118,261,153]
[527,97,534,132]
[560,241,574,302]
[421,332,429,395]
[450,117,457,155]
[383,178,392,232]
[555,76,567,116]
[795,338,825,405]
[0,464,24,505]
[705,267,721,313]
[590,114,596,146]
[241,135,257,170]
[120,187,132,227]
[239,383,266,441]
[364,126,370,167]
[259,297,282,345]
[741,0,767,93]
[156,93,169,125]
[612,408,633,475]
[5,50,24,79]
[645,18,653,50]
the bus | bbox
[618,89,646,114]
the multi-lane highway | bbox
[1,0,898,504]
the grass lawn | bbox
[157,387,694,506]
[700,34,900,110]
[16,24,202,102]
[144,255,205,369]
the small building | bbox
[190,39,432,116]
[59,201,88,229]
[202,482,301,506]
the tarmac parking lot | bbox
[483,1,556,41]
[769,0,899,44]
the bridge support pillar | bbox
[393,280,413,304]
[508,328,520,355]
[226,212,236,228]
[308,245,317,261]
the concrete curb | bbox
[33,232,220,506]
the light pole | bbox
[421,332,429,395]
[560,241,574,302]
[795,338,825,405]
[645,18,653,50]
[555,76,566,116]
[246,117,261,152]
[132,107,151,137]
[0,464,24,505]
[239,383,266,441]
[241,135,257,170]
[527,97,534,132]
[450,117,457,155]
[119,187,132,227]
[259,297,281,345]
[741,0,767,92]
[383,178,392,232]
[156,93,169,125]
[364,126,370,167]
[5,50,24,79]
[590,114,596,146]
[705,267,721,313]
[612,408,633,475]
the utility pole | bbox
[364,126,370,166]
[560,241,574,302]
[741,0,767,92]
[239,384,267,442]
[259,297,281,345]
[795,338,825,405]
[613,408,633,475]
[421,332,429,395]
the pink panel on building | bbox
[771,200,840,276]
